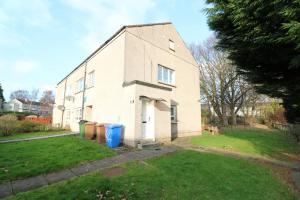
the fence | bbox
[272,122,300,142]
[24,116,52,124]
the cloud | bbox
[63,0,156,52]
[0,0,54,47]
[0,0,54,27]
[13,61,39,74]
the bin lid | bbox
[85,122,96,125]
[95,123,108,127]
[105,124,123,129]
[79,120,88,124]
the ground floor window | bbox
[74,108,82,122]
[171,105,177,122]
[66,110,71,122]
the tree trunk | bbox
[231,108,237,125]
[221,105,228,126]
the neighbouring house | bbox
[4,98,53,116]
[0,99,3,112]
[53,22,201,146]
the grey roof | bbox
[57,22,172,85]
[16,98,41,106]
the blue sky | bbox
[0,0,213,100]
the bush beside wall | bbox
[0,114,65,136]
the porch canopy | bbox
[139,95,166,102]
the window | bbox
[87,71,95,88]
[77,78,84,92]
[66,110,71,122]
[169,40,175,51]
[14,103,19,111]
[171,105,177,122]
[74,108,82,121]
[66,85,72,96]
[157,64,175,85]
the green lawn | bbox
[192,128,300,161]
[0,131,70,141]
[0,136,115,183]
[7,150,298,200]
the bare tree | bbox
[190,37,234,125]
[40,90,55,104]
[28,89,39,112]
[30,89,39,102]
[10,90,30,100]
[225,73,253,125]
[190,37,255,126]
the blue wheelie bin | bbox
[105,124,123,148]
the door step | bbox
[137,141,161,150]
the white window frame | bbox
[87,71,95,88]
[66,110,71,122]
[169,39,175,51]
[157,64,175,85]
[171,105,177,122]
[77,78,84,92]
[66,85,72,96]
[74,108,82,122]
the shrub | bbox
[0,115,19,136]
[0,111,36,120]
[18,121,43,133]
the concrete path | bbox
[0,146,177,199]
[0,132,78,144]
[292,171,300,190]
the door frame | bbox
[141,99,155,140]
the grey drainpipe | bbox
[81,62,87,120]
[61,79,67,128]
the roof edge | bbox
[57,22,172,85]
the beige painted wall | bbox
[53,23,201,146]
[124,24,201,139]
[53,30,128,132]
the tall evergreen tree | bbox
[0,83,5,110]
[206,0,300,123]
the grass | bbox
[7,150,298,200]
[191,128,300,161]
[0,136,115,183]
[0,131,70,141]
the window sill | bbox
[158,81,176,88]
[86,85,94,90]
[171,121,178,124]
[74,91,83,95]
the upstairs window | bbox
[169,40,175,51]
[77,78,84,92]
[157,64,175,85]
[87,71,95,88]
[66,85,72,96]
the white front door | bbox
[141,100,155,140]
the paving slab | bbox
[12,175,48,193]
[44,169,75,184]
[2,145,177,198]
[70,163,99,176]
[89,158,115,169]
[292,171,300,190]
[122,151,144,160]
[0,132,79,144]
[110,154,130,164]
[0,182,12,199]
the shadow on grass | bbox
[193,127,300,161]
